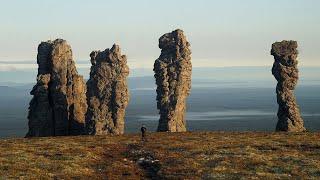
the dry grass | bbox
[0,132,320,179]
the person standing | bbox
[141,124,147,141]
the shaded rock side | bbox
[86,44,129,135]
[271,40,306,132]
[26,39,87,137]
[153,29,192,132]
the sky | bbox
[0,0,319,71]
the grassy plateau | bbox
[0,132,320,179]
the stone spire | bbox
[26,39,87,137]
[271,40,306,132]
[86,44,130,135]
[154,29,192,132]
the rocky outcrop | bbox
[271,40,306,132]
[86,44,129,135]
[26,39,87,137]
[153,29,192,132]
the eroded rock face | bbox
[153,29,192,132]
[271,40,306,132]
[86,44,129,135]
[26,39,87,137]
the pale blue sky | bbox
[0,0,319,69]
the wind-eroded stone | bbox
[26,39,87,137]
[86,44,129,135]
[271,40,306,132]
[154,29,192,132]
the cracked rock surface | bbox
[86,44,129,135]
[271,40,306,132]
[153,29,192,132]
[26,39,87,137]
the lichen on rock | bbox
[153,29,192,132]
[86,44,129,135]
[271,40,306,132]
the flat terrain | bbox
[0,132,320,179]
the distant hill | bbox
[0,85,29,98]
[0,66,319,138]
[128,76,155,90]
[0,66,319,85]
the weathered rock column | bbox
[26,39,87,137]
[86,44,129,135]
[154,29,192,132]
[271,40,306,132]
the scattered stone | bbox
[127,144,161,178]
[271,40,306,132]
[137,157,160,165]
[26,39,87,137]
[86,44,130,135]
[153,29,192,132]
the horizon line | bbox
[0,61,320,69]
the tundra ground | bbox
[0,132,319,179]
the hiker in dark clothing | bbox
[141,125,147,141]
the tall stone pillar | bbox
[154,29,192,132]
[26,39,87,137]
[271,40,306,132]
[86,44,129,135]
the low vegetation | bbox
[0,132,319,179]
